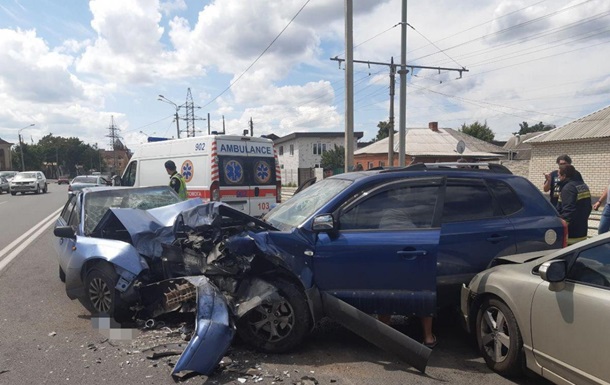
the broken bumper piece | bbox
[321,292,431,373]
[171,276,235,376]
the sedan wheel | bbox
[87,269,113,313]
[476,297,523,377]
[237,279,310,353]
[82,264,132,322]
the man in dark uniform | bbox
[557,165,591,245]
[164,160,187,200]
[543,154,583,208]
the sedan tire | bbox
[81,263,132,323]
[237,279,311,353]
[476,297,524,377]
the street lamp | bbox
[18,123,35,171]
[158,95,181,139]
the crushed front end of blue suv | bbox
[84,202,431,377]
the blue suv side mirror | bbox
[312,214,335,232]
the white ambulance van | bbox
[120,135,281,216]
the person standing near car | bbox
[543,154,583,208]
[164,160,187,200]
[557,165,592,245]
[593,180,610,234]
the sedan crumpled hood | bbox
[91,198,203,257]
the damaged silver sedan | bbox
[53,184,431,376]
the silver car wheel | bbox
[479,305,511,363]
[476,297,523,376]
[89,276,112,313]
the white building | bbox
[275,131,363,186]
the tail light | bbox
[210,181,220,201]
[276,182,281,203]
[560,218,568,248]
[68,185,72,192]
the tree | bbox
[11,134,102,176]
[320,144,344,171]
[374,120,394,142]
[517,121,554,135]
[459,121,495,142]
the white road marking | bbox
[0,201,7,206]
[0,207,63,273]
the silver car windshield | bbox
[264,178,352,229]
[15,172,37,179]
[83,187,181,235]
[73,176,98,184]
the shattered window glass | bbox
[83,187,181,234]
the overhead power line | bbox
[201,0,311,110]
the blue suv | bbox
[262,163,566,316]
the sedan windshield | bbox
[83,187,181,234]
[264,178,352,229]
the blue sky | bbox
[1,0,609,150]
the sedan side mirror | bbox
[312,214,335,232]
[54,226,76,239]
[539,260,566,283]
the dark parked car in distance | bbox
[0,171,18,182]
[0,176,9,194]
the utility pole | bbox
[399,0,407,166]
[389,57,396,167]
[249,117,254,137]
[208,113,211,135]
[19,133,25,172]
[158,95,182,138]
[344,0,354,173]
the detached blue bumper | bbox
[172,276,235,376]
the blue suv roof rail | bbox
[380,162,512,174]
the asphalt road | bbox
[0,184,553,385]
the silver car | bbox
[461,233,610,384]
[9,171,47,195]
[68,175,110,195]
